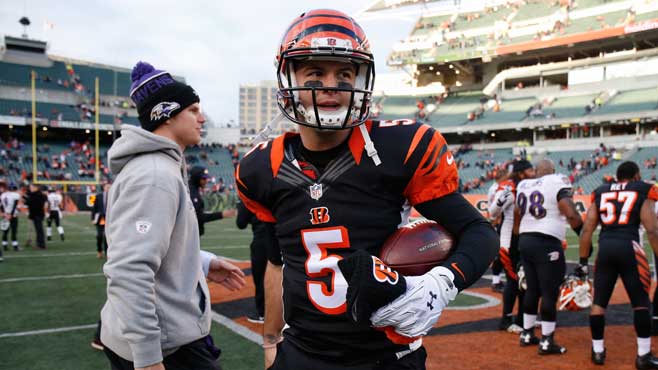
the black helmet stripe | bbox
[291,24,363,47]
[283,13,355,41]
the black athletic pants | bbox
[47,211,60,228]
[267,339,427,370]
[104,336,221,370]
[500,245,524,326]
[32,217,45,249]
[2,217,18,243]
[96,224,107,254]
[250,240,267,317]
[595,237,650,309]
[519,232,565,323]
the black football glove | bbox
[574,259,588,279]
[337,250,406,324]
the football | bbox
[379,219,455,276]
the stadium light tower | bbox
[19,16,30,38]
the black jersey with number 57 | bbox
[236,119,459,362]
[592,181,658,241]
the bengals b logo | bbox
[372,256,399,284]
[309,207,330,225]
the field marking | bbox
[446,291,500,310]
[0,311,258,342]
[211,311,262,345]
[2,245,249,259]
[0,273,104,283]
[0,324,96,338]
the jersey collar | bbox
[270,120,373,177]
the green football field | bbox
[0,214,260,370]
[0,213,654,370]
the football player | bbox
[1,182,21,251]
[46,186,65,241]
[514,159,582,355]
[236,9,499,370]
[487,168,509,293]
[489,160,535,333]
[579,161,658,368]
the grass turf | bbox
[0,213,652,370]
[0,214,257,370]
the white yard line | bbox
[0,324,96,338]
[211,311,262,345]
[0,273,104,283]
[0,311,258,343]
[446,291,500,310]
[3,245,248,259]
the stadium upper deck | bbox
[0,35,185,128]
[384,0,658,66]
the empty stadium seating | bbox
[513,2,560,22]
[593,88,658,116]
[543,94,598,119]
[468,97,536,126]
[429,93,483,127]
[376,96,420,120]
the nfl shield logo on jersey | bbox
[309,183,323,200]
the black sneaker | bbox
[591,348,606,365]
[538,334,567,355]
[47,236,52,241]
[637,352,658,370]
[520,330,540,346]
[247,314,264,324]
[2,245,6,251]
[498,316,513,331]
[60,234,65,241]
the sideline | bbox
[0,324,96,338]
[2,245,249,259]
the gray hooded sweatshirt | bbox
[100,125,211,368]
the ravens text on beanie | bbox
[129,61,199,131]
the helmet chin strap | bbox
[358,124,381,166]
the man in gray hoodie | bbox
[101,62,245,370]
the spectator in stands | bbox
[100,61,244,370]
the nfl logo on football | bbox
[309,183,323,200]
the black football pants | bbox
[519,233,565,323]
[250,240,267,317]
[47,211,60,227]
[104,336,221,370]
[500,245,524,326]
[594,237,649,309]
[267,339,427,370]
[2,217,18,243]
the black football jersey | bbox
[236,119,458,362]
[592,180,658,242]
